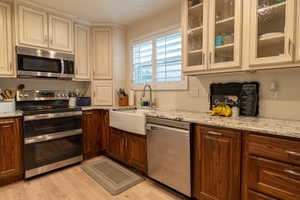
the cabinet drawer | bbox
[248,134,300,166]
[248,156,300,200]
[248,190,277,200]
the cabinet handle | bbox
[288,38,294,57]
[9,62,12,72]
[284,169,300,178]
[286,151,300,159]
[207,131,223,136]
[44,35,48,43]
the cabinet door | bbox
[183,0,209,72]
[249,0,295,66]
[127,134,147,173]
[248,156,300,200]
[49,15,73,52]
[100,110,110,151]
[18,6,48,48]
[208,0,242,69]
[0,118,22,185]
[93,28,112,80]
[108,128,126,162]
[93,80,113,106]
[75,24,90,80]
[194,126,241,200]
[83,111,102,159]
[0,2,13,76]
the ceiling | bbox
[27,0,180,25]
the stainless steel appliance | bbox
[146,117,191,197]
[16,46,75,79]
[16,90,83,179]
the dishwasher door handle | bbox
[146,124,189,134]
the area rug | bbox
[81,158,145,196]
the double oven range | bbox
[16,90,83,179]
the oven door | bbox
[24,134,82,178]
[23,112,83,178]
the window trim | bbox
[129,25,188,91]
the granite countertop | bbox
[0,111,23,119]
[144,110,300,139]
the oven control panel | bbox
[17,90,70,101]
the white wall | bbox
[126,2,300,121]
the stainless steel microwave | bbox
[16,46,75,79]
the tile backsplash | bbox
[0,78,91,96]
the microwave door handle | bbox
[61,59,65,76]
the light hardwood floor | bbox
[0,157,185,200]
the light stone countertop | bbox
[0,111,23,119]
[80,105,136,111]
[144,110,300,139]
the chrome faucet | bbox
[142,84,153,107]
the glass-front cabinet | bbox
[250,0,295,65]
[183,0,209,72]
[183,0,242,73]
[208,0,242,69]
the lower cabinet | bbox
[243,133,300,200]
[192,126,242,200]
[0,117,23,186]
[108,128,147,173]
[83,110,110,160]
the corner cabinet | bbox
[192,126,241,200]
[249,0,295,66]
[92,80,113,106]
[17,5,73,52]
[74,24,91,80]
[0,118,22,186]
[182,0,242,73]
[92,28,112,80]
[0,2,13,76]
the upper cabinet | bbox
[249,0,295,66]
[48,15,73,52]
[18,6,48,48]
[74,24,90,80]
[92,28,112,80]
[93,80,113,106]
[208,0,242,69]
[183,0,209,72]
[17,5,74,53]
[0,2,13,76]
[183,0,242,73]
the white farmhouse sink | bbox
[110,109,146,135]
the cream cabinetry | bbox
[92,80,113,106]
[48,15,73,52]
[249,0,295,66]
[92,28,112,80]
[18,6,48,48]
[17,5,73,52]
[0,2,13,76]
[183,0,242,73]
[74,24,90,80]
[296,1,300,61]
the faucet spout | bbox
[142,84,153,107]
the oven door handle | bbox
[24,111,82,121]
[24,129,82,144]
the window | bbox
[131,28,187,90]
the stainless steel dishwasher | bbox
[146,117,191,197]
